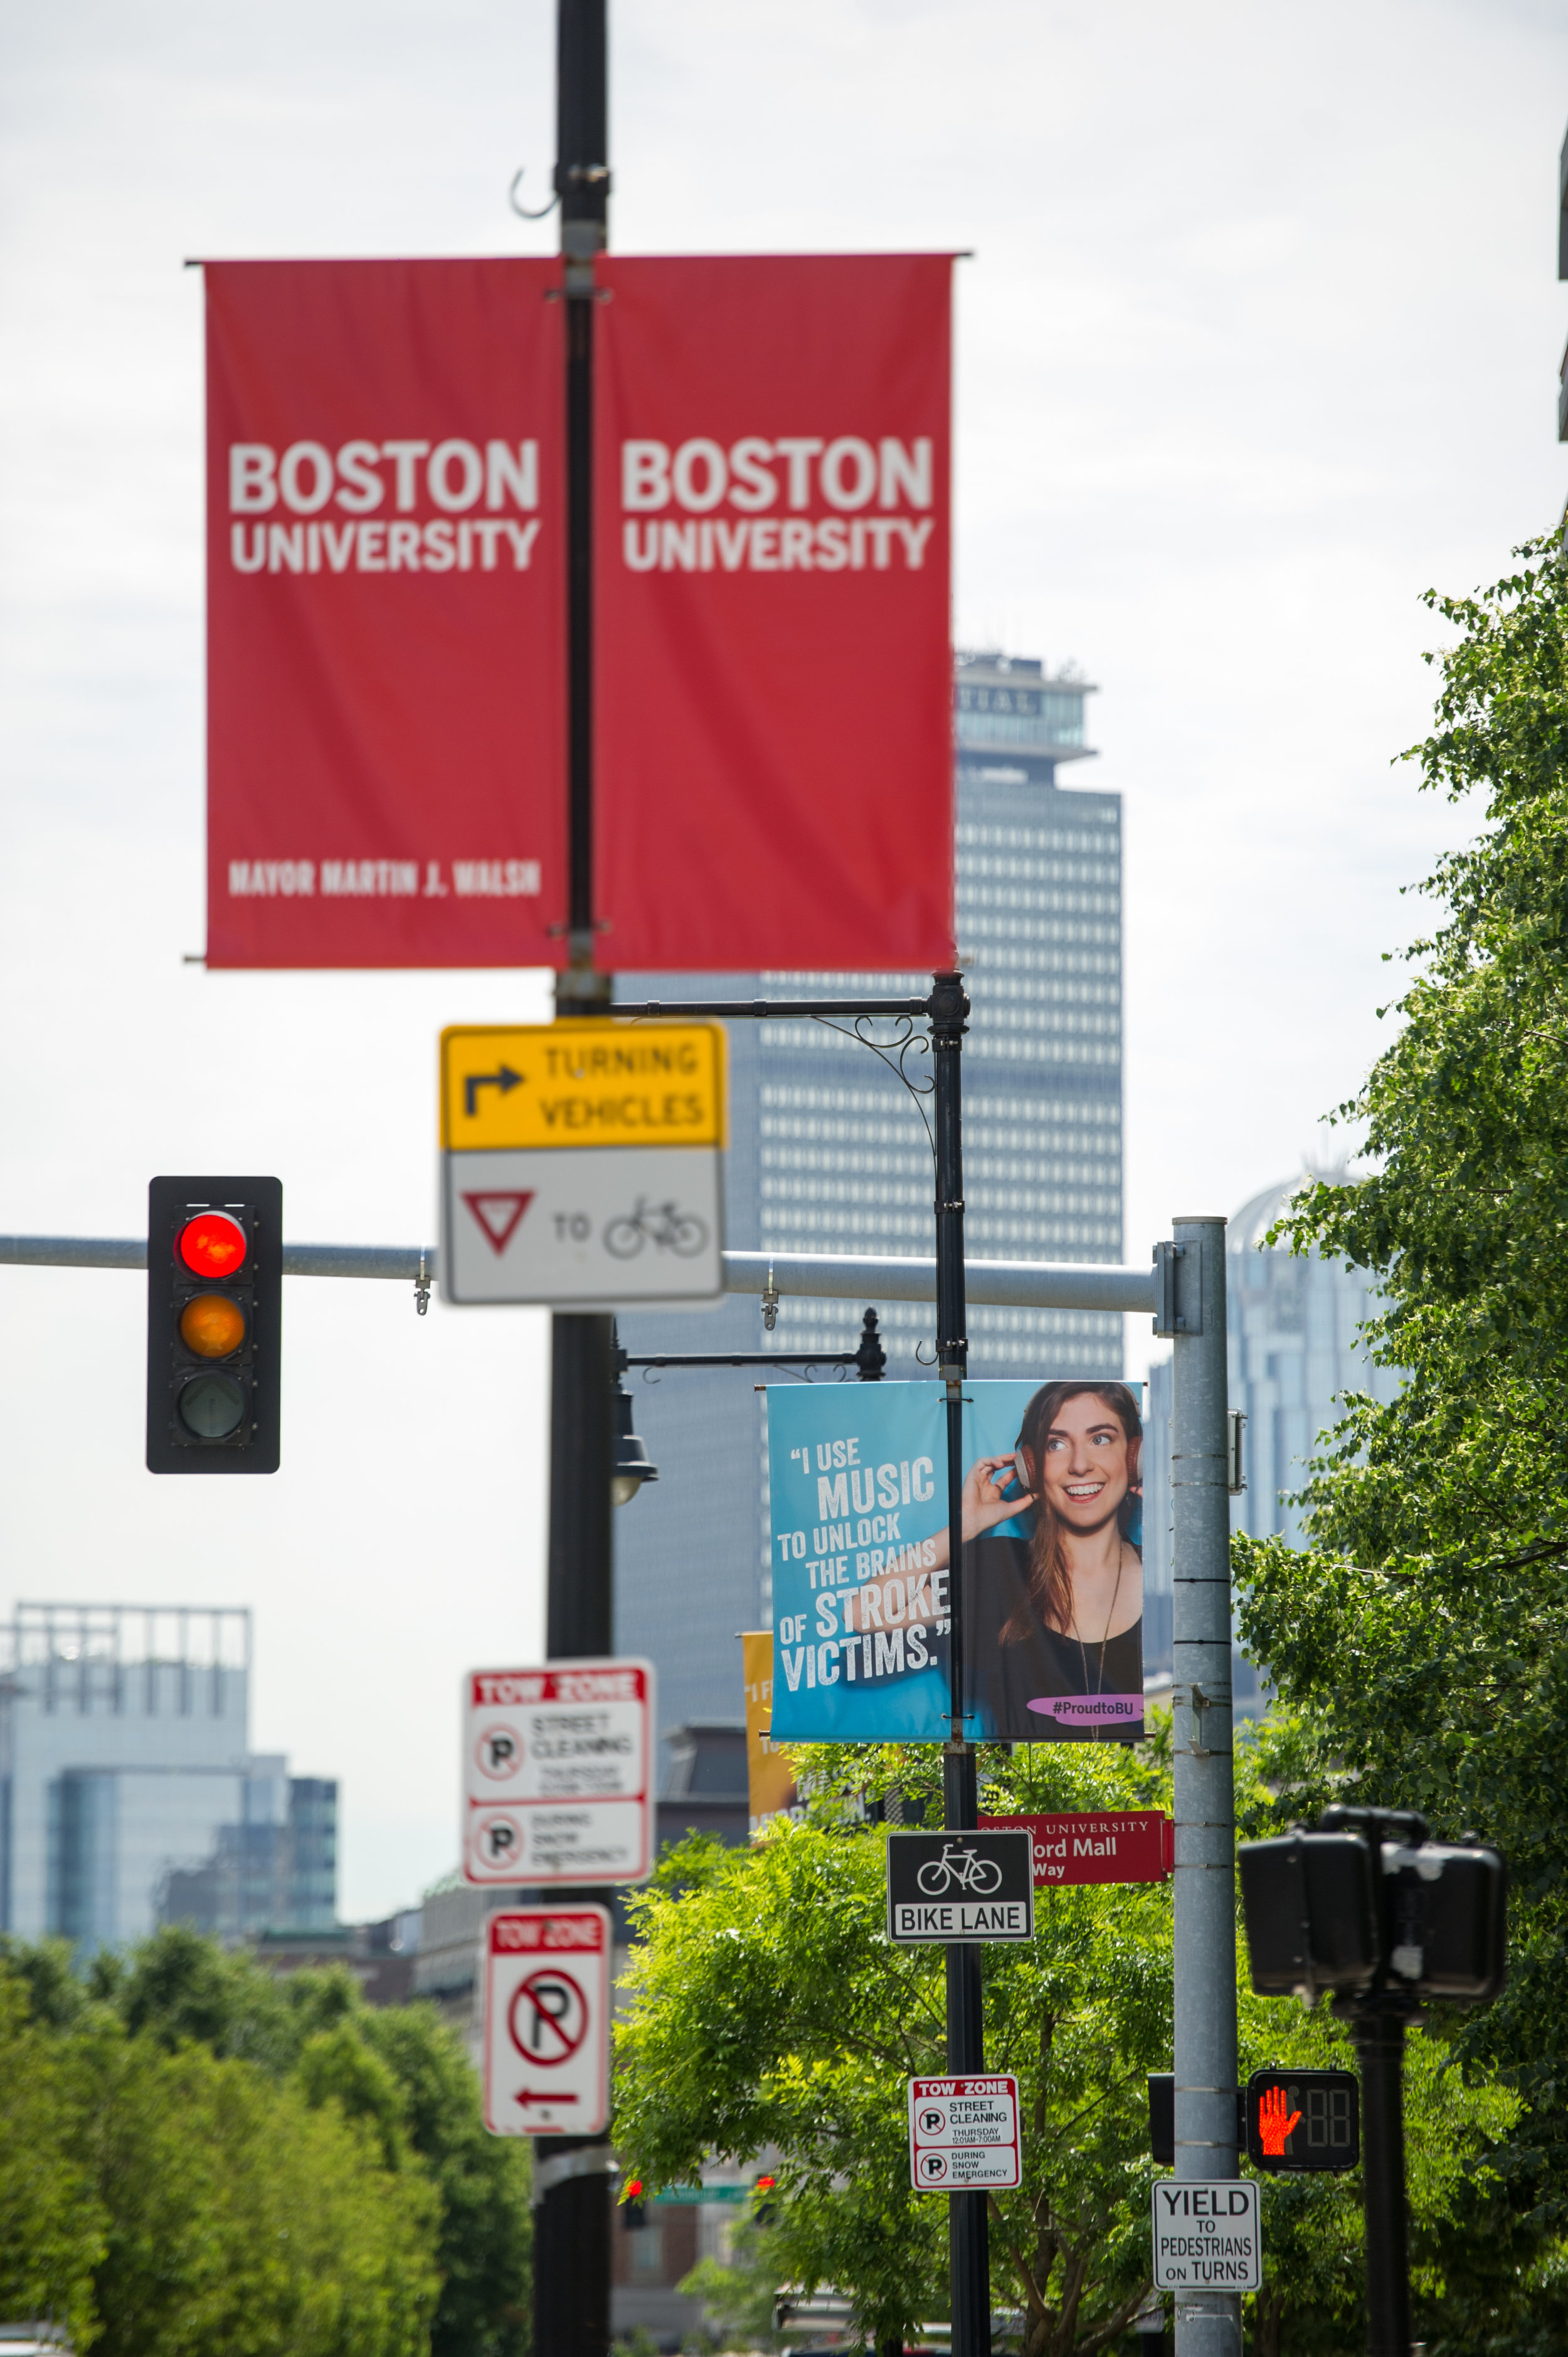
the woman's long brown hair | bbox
[999,1381,1143,1642]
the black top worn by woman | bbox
[961,1533,1144,1744]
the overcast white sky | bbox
[2,0,1564,1921]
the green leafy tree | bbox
[1231,535,1568,2324]
[0,1972,107,2346]
[0,1927,531,2357]
[616,1737,1509,2354]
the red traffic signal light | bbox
[147,1177,282,1474]
[176,1210,249,1279]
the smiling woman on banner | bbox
[928,1381,1145,1743]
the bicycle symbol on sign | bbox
[603,1198,710,1260]
[916,1843,1004,1898]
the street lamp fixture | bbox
[612,1371,658,1506]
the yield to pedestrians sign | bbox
[439,1020,727,1307]
[908,2076,1021,2191]
[886,1829,1034,1943]
[1151,2180,1261,2292]
[482,1907,611,2137]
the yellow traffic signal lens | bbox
[180,1294,246,1359]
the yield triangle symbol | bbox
[462,1191,534,1254]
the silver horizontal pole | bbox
[0,1234,1156,1314]
[723,1248,1155,1314]
[0,1236,435,1280]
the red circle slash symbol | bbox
[477,1726,522,1780]
[509,1969,589,2065]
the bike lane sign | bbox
[439,1019,727,1307]
[909,2075,1022,2190]
[482,1906,611,2137]
[886,1829,1035,1944]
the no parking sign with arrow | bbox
[482,1906,611,2137]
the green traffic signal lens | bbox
[177,1373,246,1439]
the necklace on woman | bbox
[1073,1547,1126,1701]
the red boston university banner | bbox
[594,254,955,971]
[204,254,953,971]
[205,260,565,968]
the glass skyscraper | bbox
[0,1602,337,1949]
[615,653,1125,1765]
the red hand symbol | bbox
[1258,2084,1301,2157]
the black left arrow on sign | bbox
[465,1065,525,1118]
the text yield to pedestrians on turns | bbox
[1150,2179,1261,2293]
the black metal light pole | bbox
[538,6,615,2354]
[1349,2010,1412,2357]
[931,969,989,2357]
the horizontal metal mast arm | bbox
[723,1248,1157,1315]
[0,1236,435,1280]
[0,1235,1157,1314]
[606,998,931,1019]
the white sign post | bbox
[907,2075,1022,2192]
[482,1907,611,2137]
[462,1658,655,1888]
[1151,2179,1262,2294]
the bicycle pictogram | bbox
[603,1198,710,1260]
[915,1841,1004,1897]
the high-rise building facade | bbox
[0,1602,336,1949]
[615,653,1125,1764]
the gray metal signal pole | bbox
[540,4,617,2353]
[1168,1216,1239,2357]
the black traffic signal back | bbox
[147,1176,282,1474]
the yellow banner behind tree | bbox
[741,1632,800,1834]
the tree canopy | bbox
[0,1927,531,2357]
[1234,535,1568,2330]
[614,1735,1510,2356]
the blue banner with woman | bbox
[766,1377,1144,1745]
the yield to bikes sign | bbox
[439,1020,726,1306]
[886,1829,1034,1944]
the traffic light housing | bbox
[1238,1809,1507,2011]
[1245,2068,1359,2173]
[147,1176,282,1474]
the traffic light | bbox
[1238,1809,1507,2011]
[1244,2068,1359,2173]
[146,1176,282,1474]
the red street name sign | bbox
[980,1812,1173,1888]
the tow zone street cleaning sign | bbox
[439,1019,726,1306]
[482,1907,610,2137]
[462,1659,654,1888]
[908,2076,1021,2191]
[1151,2180,1262,2293]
